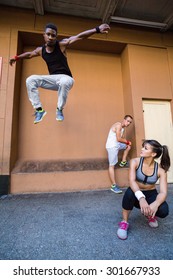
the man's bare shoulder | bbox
[111,122,121,129]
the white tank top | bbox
[106,126,124,148]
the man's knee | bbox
[60,76,74,89]
[108,165,114,172]
[26,75,38,85]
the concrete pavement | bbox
[0,186,173,260]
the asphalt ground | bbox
[0,185,173,260]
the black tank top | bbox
[136,157,159,185]
[42,41,72,77]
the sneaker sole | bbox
[34,111,47,124]
[110,188,122,194]
[56,118,64,122]
[148,223,159,228]
[117,233,128,240]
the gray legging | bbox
[122,187,169,218]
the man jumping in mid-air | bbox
[9,23,110,124]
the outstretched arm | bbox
[9,47,42,66]
[59,23,110,47]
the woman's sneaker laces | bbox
[148,216,158,228]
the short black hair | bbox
[124,114,133,120]
[45,23,57,33]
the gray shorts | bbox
[106,143,127,166]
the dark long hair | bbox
[142,139,171,172]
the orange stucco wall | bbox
[18,48,124,161]
[0,6,173,194]
[125,44,173,155]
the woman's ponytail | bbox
[143,139,171,172]
[160,145,171,172]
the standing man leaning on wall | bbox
[9,22,110,124]
[106,115,133,193]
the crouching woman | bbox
[117,139,171,240]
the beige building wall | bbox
[127,44,173,155]
[0,6,173,194]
